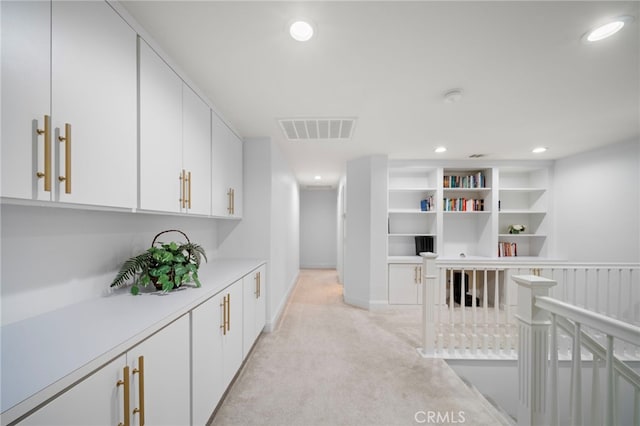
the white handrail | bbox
[535,296,640,346]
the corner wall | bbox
[343,155,387,309]
[553,139,640,262]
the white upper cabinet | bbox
[139,39,183,213]
[182,85,212,215]
[1,0,137,208]
[1,0,51,201]
[51,1,137,208]
[139,39,212,215]
[212,113,243,218]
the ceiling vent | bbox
[469,154,486,158]
[278,118,356,142]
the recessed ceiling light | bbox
[532,147,547,154]
[435,146,447,153]
[583,16,633,43]
[314,175,322,180]
[290,20,314,42]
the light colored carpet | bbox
[210,269,509,426]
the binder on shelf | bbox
[415,236,434,255]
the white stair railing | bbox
[419,260,639,359]
[513,274,640,426]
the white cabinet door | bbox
[192,280,244,424]
[51,1,137,208]
[388,264,422,304]
[192,292,225,426]
[18,355,127,426]
[222,280,244,387]
[139,39,183,213]
[127,315,190,426]
[182,84,212,215]
[211,112,243,218]
[1,0,51,201]
[243,265,266,359]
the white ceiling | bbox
[119,1,640,187]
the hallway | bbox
[211,269,508,426]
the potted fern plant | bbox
[110,230,207,295]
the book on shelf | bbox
[443,198,485,211]
[443,172,485,189]
[498,242,517,257]
[420,195,434,211]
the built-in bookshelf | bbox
[386,163,551,261]
[442,168,494,257]
[388,167,438,258]
[497,166,549,257]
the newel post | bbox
[513,274,557,426]
[417,252,438,358]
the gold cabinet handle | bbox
[226,293,231,332]
[220,295,227,335]
[187,171,192,209]
[35,115,51,192]
[227,188,233,214]
[179,169,186,209]
[132,356,145,426]
[117,366,130,426]
[255,272,259,298]
[57,123,71,194]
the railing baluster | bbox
[550,313,559,426]
[472,268,477,354]
[606,269,611,317]
[617,269,623,321]
[605,335,615,426]
[591,354,600,426]
[461,268,466,354]
[571,321,583,426]
[449,268,455,356]
[634,387,639,426]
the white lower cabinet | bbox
[192,279,244,425]
[388,263,423,304]
[242,265,266,359]
[12,264,266,426]
[18,354,127,426]
[127,315,190,426]
[18,315,189,426]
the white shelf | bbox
[499,233,547,238]
[389,233,436,237]
[389,187,437,192]
[443,210,491,214]
[388,209,436,214]
[443,187,491,192]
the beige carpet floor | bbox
[210,269,509,426]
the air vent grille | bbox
[278,118,356,141]
[469,154,486,158]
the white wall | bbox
[554,139,640,262]
[299,189,337,269]
[0,205,218,325]
[217,137,300,331]
[336,176,346,283]
[343,155,388,309]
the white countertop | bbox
[1,258,265,417]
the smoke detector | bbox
[443,89,463,103]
